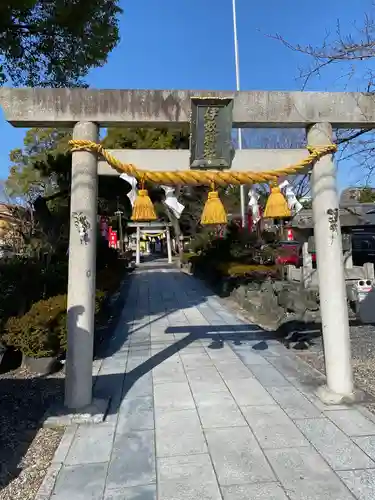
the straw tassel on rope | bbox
[131,180,157,221]
[264,183,291,219]
[200,184,227,225]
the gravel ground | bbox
[0,274,128,500]
[223,296,375,414]
[0,366,65,500]
[295,323,375,414]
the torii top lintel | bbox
[0,88,375,128]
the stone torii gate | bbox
[127,221,173,265]
[1,88,373,413]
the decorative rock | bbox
[277,286,319,315]
[22,355,60,375]
[233,285,247,306]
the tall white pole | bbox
[232,0,246,227]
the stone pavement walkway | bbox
[38,266,375,499]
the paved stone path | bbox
[38,267,375,499]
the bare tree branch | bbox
[270,3,375,184]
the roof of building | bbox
[291,204,375,229]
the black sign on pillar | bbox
[190,97,234,170]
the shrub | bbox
[220,262,281,280]
[219,263,277,277]
[40,259,68,297]
[97,264,124,293]
[3,290,109,358]
[3,294,67,358]
[180,252,196,264]
[0,257,68,331]
[95,289,107,313]
[189,230,216,254]
[0,258,40,325]
[96,236,119,272]
[0,233,125,358]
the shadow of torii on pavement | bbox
[120,323,282,400]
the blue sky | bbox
[0,0,374,194]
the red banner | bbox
[108,227,118,249]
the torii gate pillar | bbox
[65,121,99,409]
[166,226,172,264]
[308,122,354,402]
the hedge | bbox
[3,290,109,358]
[217,262,279,278]
[180,252,197,264]
[2,245,125,359]
[0,258,69,330]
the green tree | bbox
[0,0,121,87]
[358,187,375,203]
[102,128,189,150]
[5,128,131,252]
[7,128,71,201]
